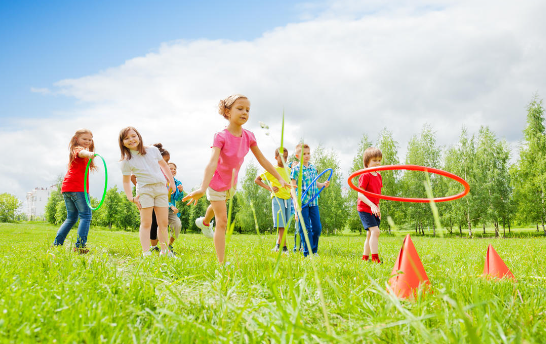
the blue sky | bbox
[0,0,304,123]
[2,0,546,203]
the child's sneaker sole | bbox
[196,217,214,239]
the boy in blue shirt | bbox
[290,143,329,257]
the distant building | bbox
[26,186,56,220]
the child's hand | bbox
[271,186,279,193]
[371,204,381,219]
[177,185,183,192]
[132,195,142,211]
[171,206,179,214]
[324,181,330,188]
[279,178,289,189]
[183,189,205,206]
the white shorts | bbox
[137,182,168,208]
[206,187,236,202]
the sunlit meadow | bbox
[1,222,545,343]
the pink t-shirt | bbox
[210,128,257,192]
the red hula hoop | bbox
[347,165,470,203]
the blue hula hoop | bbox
[300,168,333,208]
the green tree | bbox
[44,175,64,224]
[376,129,401,233]
[116,191,140,231]
[400,124,441,235]
[346,134,372,234]
[0,193,22,222]
[313,146,348,235]
[237,162,272,234]
[100,186,122,229]
[511,96,546,234]
[54,200,67,225]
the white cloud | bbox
[30,87,51,95]
[2,0,546,203]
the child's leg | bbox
[154,206,170,252]
[73,192,92,248]
[277,228,285,245]
[363,230,371,256]
[299,207,313,257]
[204,205,215,225]
[139,207,154,252]
[210,200,227,263]
[53,193,79,246]
[168,212,182,245]
[369,226,380,254]
[309,206,322,254]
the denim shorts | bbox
[272,197,292,228]
[358,211,380,230]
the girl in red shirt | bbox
[357,147,383,263]
[53,129,97,253]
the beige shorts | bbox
[168,210,182,238]
[206,187,236,202]
[137,182,168,208]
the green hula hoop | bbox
[84,153,108,211]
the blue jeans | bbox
[53,192,92,248]
[297,205,322,256]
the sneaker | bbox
[73,247,89,254]
[150,246,160,253]
[160,250,178,258]
[313,253,319,257]
[196,217,214,239]
[272,244,280,252]
[282,246,288,253]
[142,251,152,258]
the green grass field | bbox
[1,222,545,343]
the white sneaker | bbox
[160,250,177,258]
[196,217,214,239]
[142,251,152,258]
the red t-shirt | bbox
[357,172,382,213]
[61,148,90,193]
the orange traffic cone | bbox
[388,234,431,299]
[483,244,516,281]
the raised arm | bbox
[182,147,221,205]
[77,148,95,159]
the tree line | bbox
[34,96,546,237]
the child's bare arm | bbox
[183,147,221,205]
[251,146,288,187]
[357,192,380,218]
[77,149,95,159]
[123,175,141,210]
[254,175,275,193]
[158,159,176,195]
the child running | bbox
[119,127,177,258]
[254,147,292,253]
[183,94,288,263]
[291,143,330,257]
[52,129,97,254]
[357,147,383,264]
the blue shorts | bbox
[272,197,292,228]
[358,211,380,230]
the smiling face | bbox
[77,133,93,149]
[123,129,140,150]
[169,163,177,176]
[368,157,382,168]
[225,98,250,126]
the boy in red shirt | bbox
[357,147,383,263]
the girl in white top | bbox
[119,126,176,257]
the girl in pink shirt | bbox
[183,94,288,263]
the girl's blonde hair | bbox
[218,94,248,119]
[363,147,382,167]
[118,126,146,161]
[68,128,96,171]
